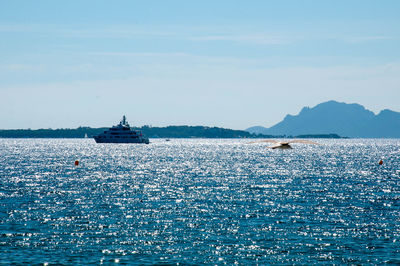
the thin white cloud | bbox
[0,25,36,32]
[59,27,178,39]
[342,35,396,43]
[0,23,296,45]
[189,34,293,45]
[1,23,396,46]
[0,64,44,71]
[0,23,178,38]
[91,52,192,57]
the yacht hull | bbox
[94,137,149,144]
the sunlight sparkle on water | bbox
[0,138,399,264]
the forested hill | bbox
[0,126,271,139]
[0,126,345,139]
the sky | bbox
[1,1,400,130]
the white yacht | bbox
[94,116,149,144]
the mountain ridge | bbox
[247,100,400,138]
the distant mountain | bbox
[246,100,400,138]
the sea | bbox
[0,138,399,265]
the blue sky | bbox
[1,1,400,129]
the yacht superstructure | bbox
[94,116,149,144]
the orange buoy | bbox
[74,160,79,166]
[379,160,383,165]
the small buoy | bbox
[379,160,383,165]
[74,160,79,166]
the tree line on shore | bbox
[0,126,343,139]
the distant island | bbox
[247,100,400,138]
[0,126,344,139]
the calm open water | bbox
[0,138,399,265]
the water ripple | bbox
[0,138,399,264]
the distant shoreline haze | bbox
[1,100,399,139]
[0,126,343,139]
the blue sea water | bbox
[0,138,399,265]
